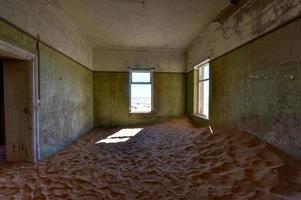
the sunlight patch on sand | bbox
[95,128,143,144]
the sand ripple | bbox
[0,118,301,199]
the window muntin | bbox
[197,63,210,118]
[130,70,152,113]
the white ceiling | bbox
[55,0,229,50]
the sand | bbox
[0,118,301,199]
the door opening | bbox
[0,40,39,162]
[3,60,33,162]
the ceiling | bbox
[55,0,229,50]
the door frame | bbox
[0,40,39,162]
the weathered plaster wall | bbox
[187,0,301,71]
[94,72,186,127]
[0,0,93,69]
[188,17,301,159]
[0,19,94,159]
[39,44,93,158]
[93,48,186,72]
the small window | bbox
[197,62,210,118]
[130,70,153,113]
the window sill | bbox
[193,114,209,120]
[129,111,155,116]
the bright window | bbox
[130,70,152,113]
[197,63,210,118]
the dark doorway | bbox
[0,40,38,162]
[0,60,5,162]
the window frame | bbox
[195,60,210,119]
[129,69,154,114]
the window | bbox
[197,62,210,118]
[130,70,153,113]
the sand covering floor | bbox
[1,118,301,199]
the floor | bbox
[0,118,301,199]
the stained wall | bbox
[187,17,301,159]
[0,19,94,159]
[187,0,301,71]
[93,72,186,127]
[93,47,187,126]
[93,48,186,73]
[0,0,93,69]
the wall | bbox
[93,48,186,73]
[0,0,93,69]
[187,17,301,159]
[93,48,186,127]
[0,61,4,146]
[187,0,301,71]
[39,44,93,158]
[0,19,94,159]
[94,72,186,127]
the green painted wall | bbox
[0,19,94,159]
[39,45,93,158]
[187,18,301,159]
[93,72,186,127]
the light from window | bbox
[198,63,209,118]
[130,70,152,113]
[96,128,143,144]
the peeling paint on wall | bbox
[0,0,93,69]
[188,17,301,159]
[187,0,301,71]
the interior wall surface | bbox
[0,0,93,69]
[187,0,301,71]
[93,48,186,73]
[93,72,186,127]
[0,19,94,159]
[187,17,301,159]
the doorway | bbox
[2,59,33,162]
[0,40,39,162]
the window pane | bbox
[203,64,209,80]
[198,80,209,117]
[132,72,150,83]
[131,84,152,113]
[199,63,209,80]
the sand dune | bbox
[0,118,301,199]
